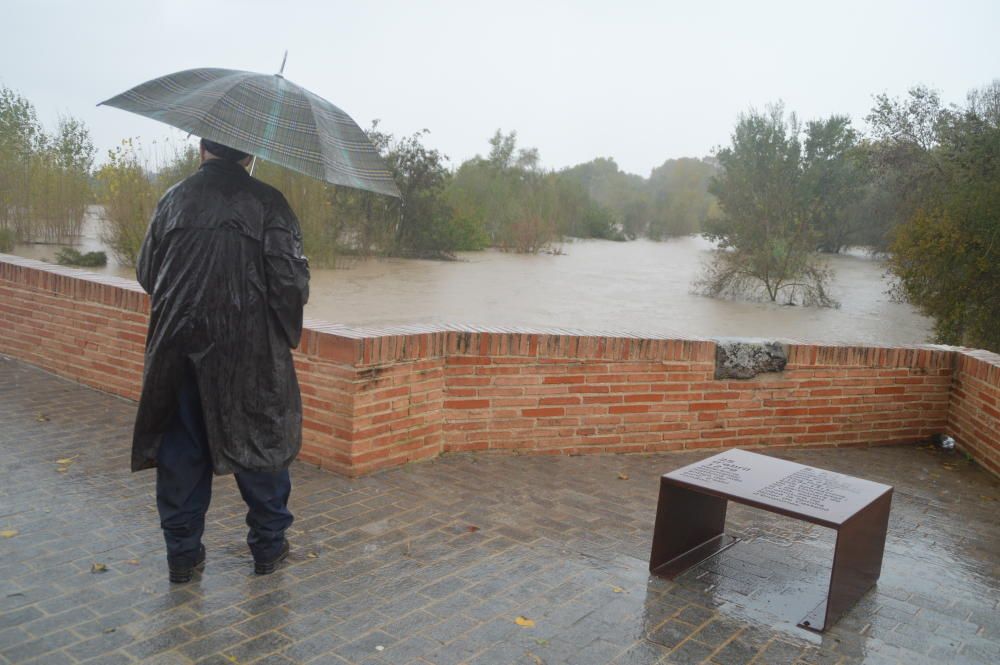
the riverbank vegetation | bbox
[0,86,95,244]
[871,82,1000,351]
[699,80,999,351]
[3,80,998,351]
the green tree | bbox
[859,85,946,252]
[385,129,485,256]
[886,81,1000,350]
[800,116,868,253]
[699,105,836,306]
[95,139,158,267]
[0,87,95,243]
[646,157,718,239]
[446,130,559,253]
[556,158,641,239]
[259,122,479,263]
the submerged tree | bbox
[698,105,837,307]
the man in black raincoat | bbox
[133,138,310,582]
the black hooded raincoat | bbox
[132,158,310,474]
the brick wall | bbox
[949,349,1000,476]
[2,254,998,478]
[440,340,954,457]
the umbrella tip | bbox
[278,50,288,77]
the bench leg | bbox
[799,490,893,632]
[649,479,738,578]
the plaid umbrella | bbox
[99,67,400,198]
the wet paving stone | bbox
[1,356,999,664]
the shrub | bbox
[55,247,107,267]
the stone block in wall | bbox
[714,339,788,379]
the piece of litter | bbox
[617,472,629,480]
[515,616,535,627]
[375,645,384,652]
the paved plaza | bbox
[1,356,998,664]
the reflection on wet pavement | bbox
[1,357,997,664]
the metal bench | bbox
[649,449,893,632]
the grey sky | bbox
[3,0,997,176]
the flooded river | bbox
[9,211,933,345]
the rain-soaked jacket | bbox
[132,158,310,474]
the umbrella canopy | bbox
[99,67,400,198]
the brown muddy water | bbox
[10,209,933,345]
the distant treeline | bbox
[255,126,720,263]
[0,84,719,262]
[2,81,997,351]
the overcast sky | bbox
[3,0,997,176]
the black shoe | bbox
[254,539,290,575]
[168,545,206,584]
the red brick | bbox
[444,399,490,409]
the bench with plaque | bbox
[648,449,892,632]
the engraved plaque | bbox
[664,449,891,525]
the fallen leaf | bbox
[534,638,549,646]
[611,586,625,593]
[55,456,78,465]
[617,472,629,480]
[0,530,18,538]
[124,559,140,566]
[515,616,535,628]
[103,627,116,634]
[57,467,69,473]
[466,525,480,533]
[981,495,996,502]
[91,563,108,573]
[36,413,49,422]
[224,655,239,664]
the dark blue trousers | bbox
[156,371,293,566]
